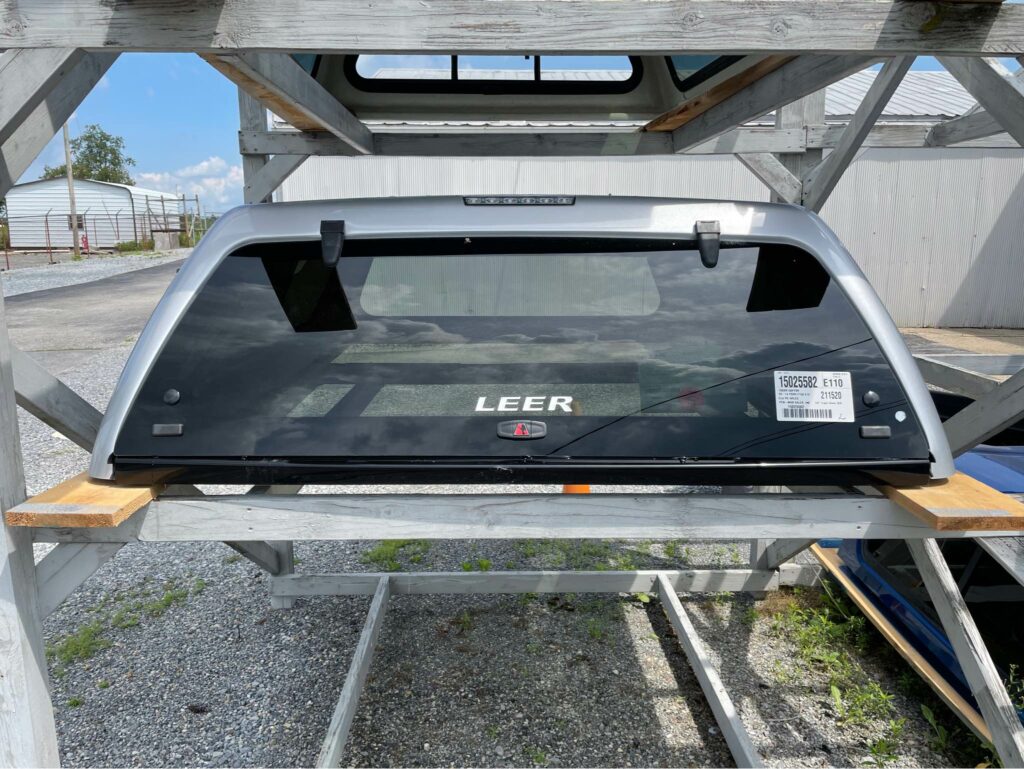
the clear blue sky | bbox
[18,53,990,211]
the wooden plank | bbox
[238,90,269,197]
[224,541,284,575]
[12,344,103,450]
[927,109,1007,147]
[58,491,1017,544]
[657,574,763,768]
[0,277,59,765]
[645,56,794,132]
[736,153,801,203]
[976,536,1024,589]
[35,542,123,617]
[761,539,815,569]
[908,538,1024,767]
[916,355,999,400]
[272,569,786,597]
[812,544,992,742]
[316,576,390,768]
[808,122,1017,149]
[241,127,807,157]
[883,472,1024,531]
[6,2,1024,55]
[0,48,84,145]
[943,366,1024,456]
[244,153,305,204]
[5,471,162,528]
[0,51,117,198]
[803,56,913,211]
[938,57,1024,147]
[205,53,372,154]
[671,56,874,153]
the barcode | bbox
[783,407,833,419]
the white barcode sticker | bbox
[773,371,854,423]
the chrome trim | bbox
[89,196,953,480]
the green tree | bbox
[42,124,135,184]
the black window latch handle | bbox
[695,220,720,269]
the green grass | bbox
[362,540,431,571]
[97,679,111,690]
[46,621,111,665]
[460,558,493,572]
[67,696,83,708]
[867,718,905,767]
[143,587,189,617]
[524,746,548,766]
[192,578,207,595]
[223,554,242,564]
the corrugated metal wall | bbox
[280,148,1024,328]
[6,179,183,248]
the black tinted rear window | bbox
[114,238,928,466]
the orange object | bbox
[562,484,591,494]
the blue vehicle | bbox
[835,538,1024,716]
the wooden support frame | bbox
[0,51,117,197]
[243,153,305,205]
[671,55,874,153]
[657,574,764,768]
[5,2,1024,55]
[35,542,123,617]
[802,56,913,212]
[12,344,103,451]
[915,355,999,400]
[908,538,1024,766]
[0,48,85,145]
[736,153,802,203]
[938,57,1024,147]
[943,367,1024,455]
[206,53,371,155]
[317,576,390,769]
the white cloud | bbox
[137,156,243,208]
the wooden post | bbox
[62,122,80,259]
[0,290,60,767]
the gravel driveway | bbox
[8,261,970,768]
[2,251,186,297]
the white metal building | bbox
[280,70,1024,328]
[5,178,183,249]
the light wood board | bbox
[5,471,161,528]
[883,472,1024,531]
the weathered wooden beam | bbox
[224,541,285,575]
[12,345,102,451]
[316,576,390,768]
[927,109,1006,147]
[272,568,795,597]
[5,2,1024,55]
[737,152,802,203]
[657,574,763,768]
[976,536,1024,589]
[916,355,999,400]
[757,539,816,569]
[238,90,269,192]
[671,56,874,153]
[240,127,809,157]
[0,48,85,145]
[32,492,1019,544]
[0,51,117,197]
[205,53,371,154]
[938,57,1024,147]
[803,57,913,211]
[35,542,123,617]
[0,286,59,766]
[943,367,1024,455]
[645,56,793,132]
[808,122,1016,149]
[907,538,1024,766]
[244,153,305,204]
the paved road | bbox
[4,260,182,374]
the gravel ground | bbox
[12,266,971,768]
[2,251,187,297]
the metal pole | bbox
[43,210,52,264]
[62,123,80,260]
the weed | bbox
[635,592,652,604]
[921,704,952,753]
[143,587,188,617]
[518,592,538,606]
[485,725,500,739]
[729,544,745,566]
[362,540,430,571]
[97,679,111,690]
[664,540,678,558]
[524,746,547,765]
[47,621,110,665]
[1006,664,1024,710]
[223,554,242,565]
[67,696,83,708]
[742,606,759,627]
[586,616,606,641]
[526,641,543,654]
[461,558,493,572]
[192,578,207,595]
[867,718,905,767]
[452,610,474,634]
[111,608,139,628]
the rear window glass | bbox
[115,237,928,464]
